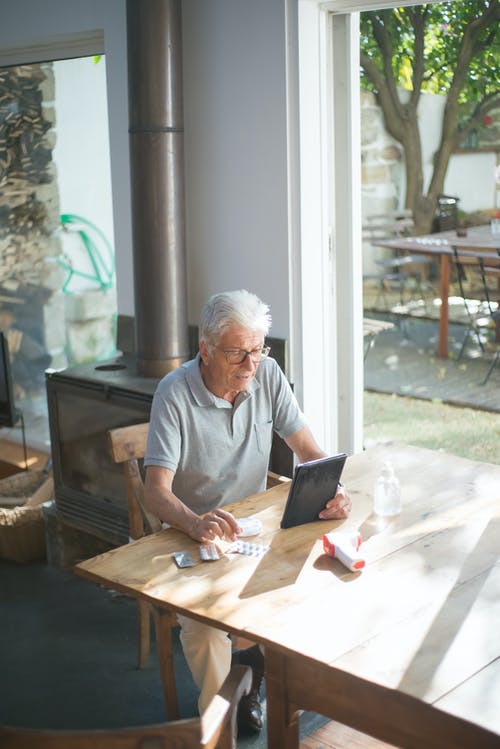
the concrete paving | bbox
[364,314,499,412]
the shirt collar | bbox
[185,353,261,408]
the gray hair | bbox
[200,290,272,346]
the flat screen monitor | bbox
[0,332,19,428]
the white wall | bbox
[182,0,292,338]
[445,151,497,213]
[419,90,495,212]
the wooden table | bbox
[373,224,500,358]
[76,444,500,748]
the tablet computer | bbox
[280,453,348,529]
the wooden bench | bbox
[363,317,394,359]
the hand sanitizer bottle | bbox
[373,460,401,516]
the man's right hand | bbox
[193,508,240,544]
[145,465,241,544]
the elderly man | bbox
[144,289,351,732]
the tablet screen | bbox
[280,453,347,529]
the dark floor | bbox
[364,313,499,413]
[0,559,326,747]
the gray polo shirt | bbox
[145,354,306,515]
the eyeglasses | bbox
[216,346,271,365]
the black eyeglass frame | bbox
[215,345,271,365]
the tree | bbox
[360,1,500,234]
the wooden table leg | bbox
[153,606,180,720]
[137,599,151,668]
[438,254,450,358]
[265,649,300,749]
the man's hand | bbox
[318,483,352,520]
[145,466,242,543]
[193,508,241,544]
[285,427,352,521]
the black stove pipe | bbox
[126,0,189,378]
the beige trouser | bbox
[177,614,233,714]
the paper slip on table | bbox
[76,443,500,749]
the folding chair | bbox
[363,210,431,312]
[452,247,500,384]
[436,194,459,231]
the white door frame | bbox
[296,2,363,456]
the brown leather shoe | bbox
[233,645,265,733]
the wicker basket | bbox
[0,470,50,564]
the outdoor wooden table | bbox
[76,444,500,748]
[373,224,500,358]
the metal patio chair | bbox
[363,210,432,313]
[452,247,500,384]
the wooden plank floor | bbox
[301,720,397,749]
[0,438,50,476]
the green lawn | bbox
[364,391,500,465]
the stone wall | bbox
[361,90,406,221]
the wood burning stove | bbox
[46,354,157,545]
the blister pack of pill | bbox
[172,550,196,568]
[228,540,270,557]
[199,543,221,561]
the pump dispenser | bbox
[373,460,401,516]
